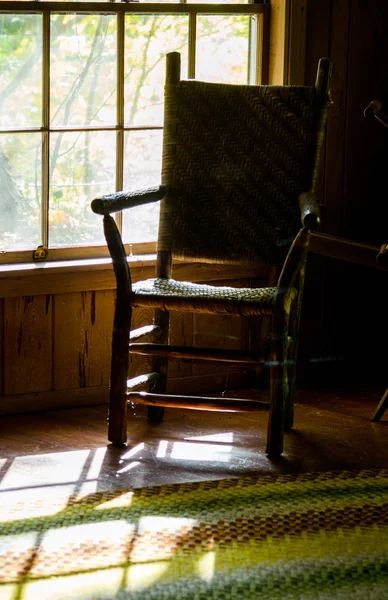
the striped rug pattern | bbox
[1,469,388,599]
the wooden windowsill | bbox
[0,255,269,298]
[0,254,156,276]
[4,231,383,300]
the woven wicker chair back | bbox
[158,79,328,265]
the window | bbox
[0,1,269,264]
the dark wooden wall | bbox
[300,0,388,385]
[0,267,268,415]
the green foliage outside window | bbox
[0,9,250,253]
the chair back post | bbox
[156,51,181,281]
[166,51,181,85]
[315,57,332,100]
[146,51,182,422]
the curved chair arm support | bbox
[91,184,168,216]
[277,228,310,293]
[364,100,388,128]
[377,243,388,267]
[298,191,321,230]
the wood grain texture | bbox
[1,387,387,487]
[309,232,387,270]
[0,260,268,299]
[305,0,331,85]
[343,0,388,245]
[128,391,270,412]
[0,299,3,397]
[129,343,265,364]
[302,0,342,387]
[169,312,194,380]
[128,306,154,380]
[0,386,109,415]
[4,295,53,395]
[304,0,331,207]
[288,0,307,85]
[269,0,287,85]
[53,291,114,390]
[192,279,251,382]
[323,0,350,237]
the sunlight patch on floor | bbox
[154,432,234,463]
[0,450,90,490]
[185,432,234,443]
[170,441,233,462]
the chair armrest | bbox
[298,192,321,230]
[364,100,388,128]
[91,184,168,216]
[377,243,388,266]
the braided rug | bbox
[1,469,388,599]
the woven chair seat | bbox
[131,278,277,316]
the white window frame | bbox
[0,1,270,265]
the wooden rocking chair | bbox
[92,52,332,457]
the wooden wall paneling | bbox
[314,0,351,384]
[343,0,388,245]
[128,305,154,380]
[191,279,251,388]
[168,312,194,381]
[269,0,287,85]
[191,313,241,385]
[305,0,331,207]
[4,295,53,395]
[339,0,388,379]
[305,0,331,84]
[324,0,350,237]
[0,387,109,416]
[53,292,84,390]
[300,0,332,383]
[269,0,307,86]
[244,275,275,384]
[287,0,307,85]
[53,291,114,391]
[85,290,115,387]
[0,298,3,397]
[0,261,266,300]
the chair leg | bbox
[266,332,287,458]
[108,298,132,446]
[372,387,388,422]
[284,292,303,432]
[147,307,170,422]
[284,265,306,431]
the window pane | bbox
[0,14,42,129]
[196,15,250,83]
[49,131,115,247]
[0,133,41,250]
[50,14,117,127]
[122,130,162,243]
[124,15,189,126]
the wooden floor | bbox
[1,385,387,499]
